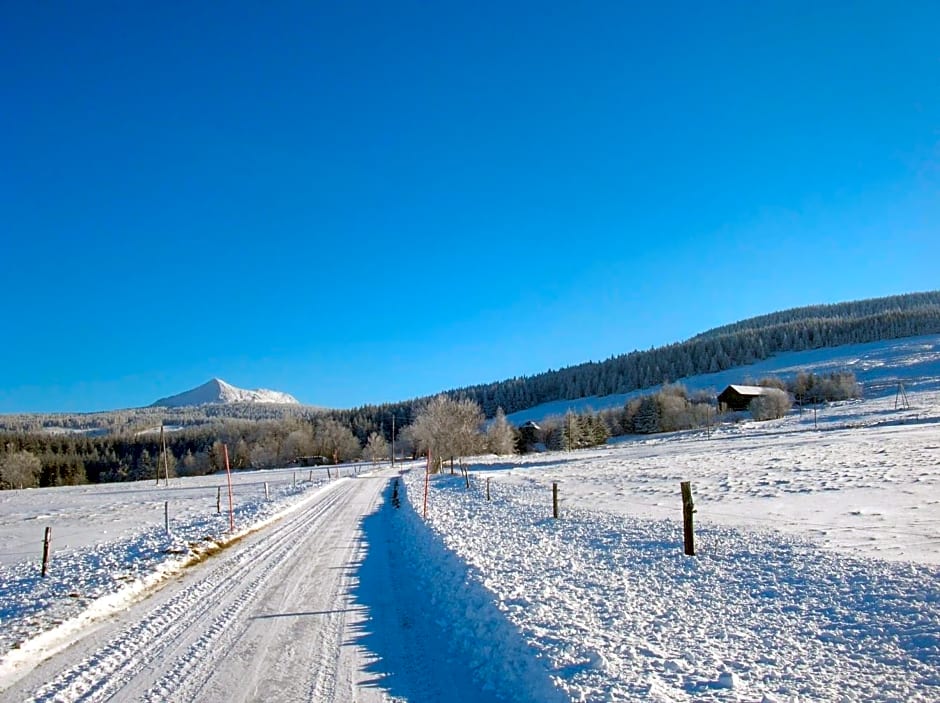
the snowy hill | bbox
[150,378,300,407]
[507,333,940,425]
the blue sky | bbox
[2,1,938,413]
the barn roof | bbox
[724,385,770,395]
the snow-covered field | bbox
[403,389,940,701]
[0,465,348,666]
[1,337,938,701]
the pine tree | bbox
[632,396,661,434]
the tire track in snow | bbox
[22,480,352,703]
[303,510,377,703]
[142,484,359,703]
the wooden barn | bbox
[518,421,542,452]
[717,385,772,412]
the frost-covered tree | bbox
[586,413,610,445]
[363,432,389,464]
[410,395,484,471]
[485,407,516,455]
[250,441,279,469]
[209,441,229,472]
[233,439,252,469]
[178,449,199,477]
[396,425,416,460]
[312,418,361,462]
[788,371,860,403]
[281,428,313,464]
[757,376,787,391]
[131,448,157,481]
[750,389,792,421]
[563,411,584,449]
[0,449,41,489]
[158,446,177,480]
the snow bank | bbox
[352,473,566,702]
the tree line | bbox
[1,290,932,489]
[4,292,932,443]
[0,368,864,490]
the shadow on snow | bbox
[347,478,563,703]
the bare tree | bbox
[485,407,516,455]
[750,389,792,420]
[209,440,228,472]
[250,441,279,469]
[396,425,416,460]
[233,439,252,469]
[178,449,211,477]
[0,449,42,489]
[312,418,361,463]
[410,395,484,472]
[363,432,389,465]
[159,447,177,479]
[281,428,313,465]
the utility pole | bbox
[391,414,395,468]
[161,421,170,486]
[895,382,910,410]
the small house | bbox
[717,385,772,412]
[518,421,542,452]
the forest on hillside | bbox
[445,291,940,416]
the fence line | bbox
[459,475,938,543]
[0,475,333,571]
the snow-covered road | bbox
[4,472,397,702]
[1,466,560,703]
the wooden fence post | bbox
[552,482,559,519]
[164,501,169,535]
[223,444,235,533]
[41,526,52,578]
[293,472,296,488]
[486,477,491,501]
[424,450,430,519]
[216,486,221,515]
[264,482,270,500]
[680,481,695,556]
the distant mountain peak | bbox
[151,378,300,407]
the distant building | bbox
[297,455,330,466]
[518,421,542,453]
[717,385,773,412]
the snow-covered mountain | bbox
[150,378,300,407]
